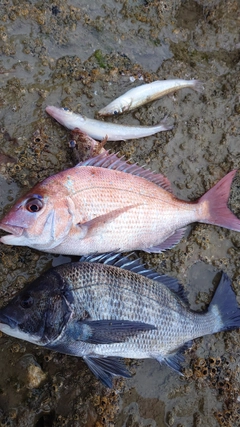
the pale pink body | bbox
[0,154,238,255]
[35,167,201,254]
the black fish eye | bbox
[69,140,76,148]
[113,110,118,115]
[20,293,34,309]
[26,198,43,213]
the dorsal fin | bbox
[76,152,172,192]
[80,252,187,301]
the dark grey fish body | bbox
[52,261,214,359]
[0,253,239,387]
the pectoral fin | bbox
[83,355,131,388]
[68,319,156,344]
[77,204,141,239]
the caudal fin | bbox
[209,273,240,333]
[198,170,240,232]
[191,80,204,93]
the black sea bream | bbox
[0,254,239,387]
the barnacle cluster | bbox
[92,386,122,427]
[0,0,240,426]
[1,126,70,187]
[188,355,240,427]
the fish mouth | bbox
[0,312,18,329]
[0,222,24,237]
[46,106,70,126]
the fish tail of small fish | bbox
[208,272,240,333]
[159,115,174,131]
[198,170,240,232]
[191,80,204,93]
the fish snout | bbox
[0,310,18,329]
[0,221,24,237]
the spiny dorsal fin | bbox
[76,152,172,192]
[80,252,187,301]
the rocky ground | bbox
[0,1,240,426]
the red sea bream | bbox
[0,153,239,255]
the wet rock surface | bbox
[0,0,240,426]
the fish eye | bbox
[20,293,34,309]
[26,198,43,213]
[69,140,76,148]
[113,110,118,115]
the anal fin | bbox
[154,341,193,375]
[144,227,187,253]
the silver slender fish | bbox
[0,253,239,388]
[46,106,173,141]
[98,79,203,116]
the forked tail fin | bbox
[209,273,240,333]
[198,170,240,231]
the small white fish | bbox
[46,106,173,141]
[98,79,203,116]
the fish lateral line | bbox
[60,260,186,305]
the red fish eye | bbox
[20,293,34,309]
[26,198,43,213]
